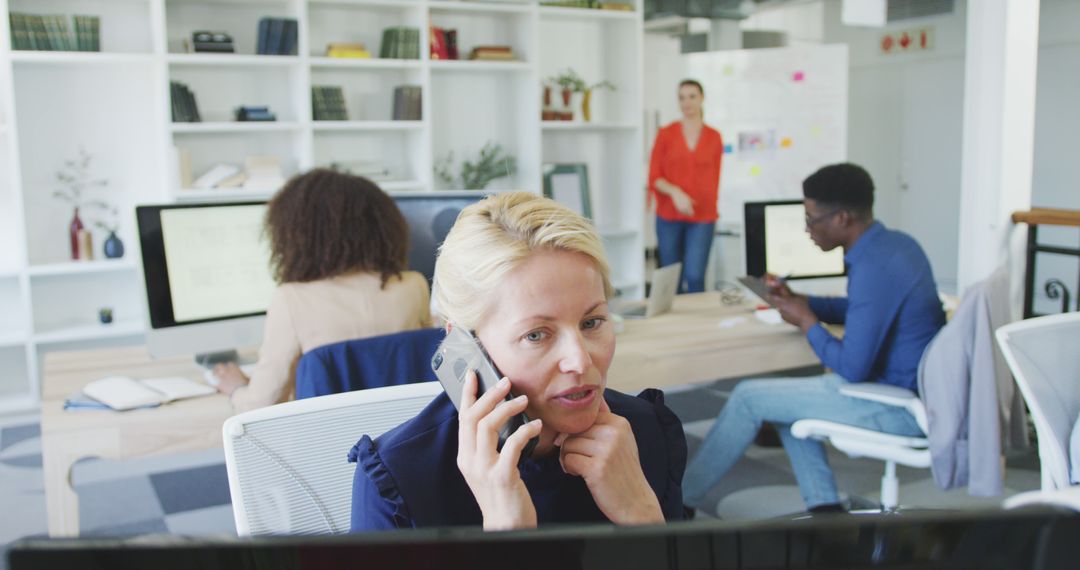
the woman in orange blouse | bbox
[648,79,723,293]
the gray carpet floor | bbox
[0,378,1043,569]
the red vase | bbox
[69,208,83,260]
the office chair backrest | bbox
[295,327,446,398]
[223,381,444,536]
[996,311,1080,490]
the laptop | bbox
[617,263,681,319]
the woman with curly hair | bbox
[213,169,431,412]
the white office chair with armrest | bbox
[223,381,444,536]
[791,383,930,511]
[995,311,1080,492]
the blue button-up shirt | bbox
[806,222,945,393]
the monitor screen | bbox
[744,200,845,279]
[137,202,274,330]
[394,194,483,284]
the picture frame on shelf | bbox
[542,163,591,219]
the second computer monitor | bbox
[394,194,483,284]
[744,200,845,279]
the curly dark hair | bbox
[265,169,409,287]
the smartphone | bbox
[432,327,538,461]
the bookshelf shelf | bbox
[9,52,154,65]
[310,0,423,8]
[312,120,424,131]
[541,121,637,131]
[33,319,145,345]
[428,1,533,14]
[175,187,277,202]
[308,57,423,70]
[0,331,28,348]
[429,59,530,72]
[380,180,428,192]
[27,260,137,278]
[170,122,305,134]
[538,6,639,21]
[167,54,302,67]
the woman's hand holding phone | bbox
[456,370,542,531]
[557,399,665,525]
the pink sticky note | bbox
[793,71,805,82]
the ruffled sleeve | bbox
[349,435,413,531]
[636,388,688,521]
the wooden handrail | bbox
[1012,208,1080,227]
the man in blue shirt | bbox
[682,163,945,513]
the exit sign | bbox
[880,27,935,54]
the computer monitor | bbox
[136,202,274,363]
[393,193,483,284]
[10,508,1080,569]
[744,200,846,279]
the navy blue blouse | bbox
[349,388,687,531]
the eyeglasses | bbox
[804,209,842,228]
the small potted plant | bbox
[549,69,586,120]
[434,142,517,190]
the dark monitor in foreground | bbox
[11,508,1080,570]
[394,193,483,284]
[744,200,845,279]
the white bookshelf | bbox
[0,0,644,413]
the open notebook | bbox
[79,376,216,411]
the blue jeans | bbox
[682,374,924,509]
[656,217,715,294]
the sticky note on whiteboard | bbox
[780,137,793,148]
[749,165,762,177]
[793,71,805,82]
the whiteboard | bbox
[650,44,849,225]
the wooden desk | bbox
[40,292,819,536]
[40,347,234,537]
[607,292,820,394]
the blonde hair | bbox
[433,191,613,330]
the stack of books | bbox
[469,45,515,61]
[9,13,99,51]
[325,42,369,58]
[192,30,234,53]
[312,86,348,121]
[256,18,298,55]
[170,81,202,123]
[379,27,419,59]
[429,26,458,60]
[234,106,276,122]
[392,86,422,121]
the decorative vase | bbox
[69,208,83,260]
[103,231,125,259]
[581,88,593,122]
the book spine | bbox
[283,19,297,56]
[257,18,269,55]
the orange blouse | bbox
[648,121,723,223]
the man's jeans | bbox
[656,217,714,294]
[682,374,924,509]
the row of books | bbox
[380,27,420,59]
[9,13,100,51]
[312,86,348,121]
[235,106,277,122]
[392,86,422,121]
[170,81,202,123]
[469,45,516,61]
[256,18,298,56]
[429,26,459,60]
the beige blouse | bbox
[230,270,432,413]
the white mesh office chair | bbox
[790,384,930,510]
[996,311,1080,491]
[223,381,444,536]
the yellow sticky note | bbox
[723,65,734,76]
[780,137,793,148]
[749,165,762,177]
